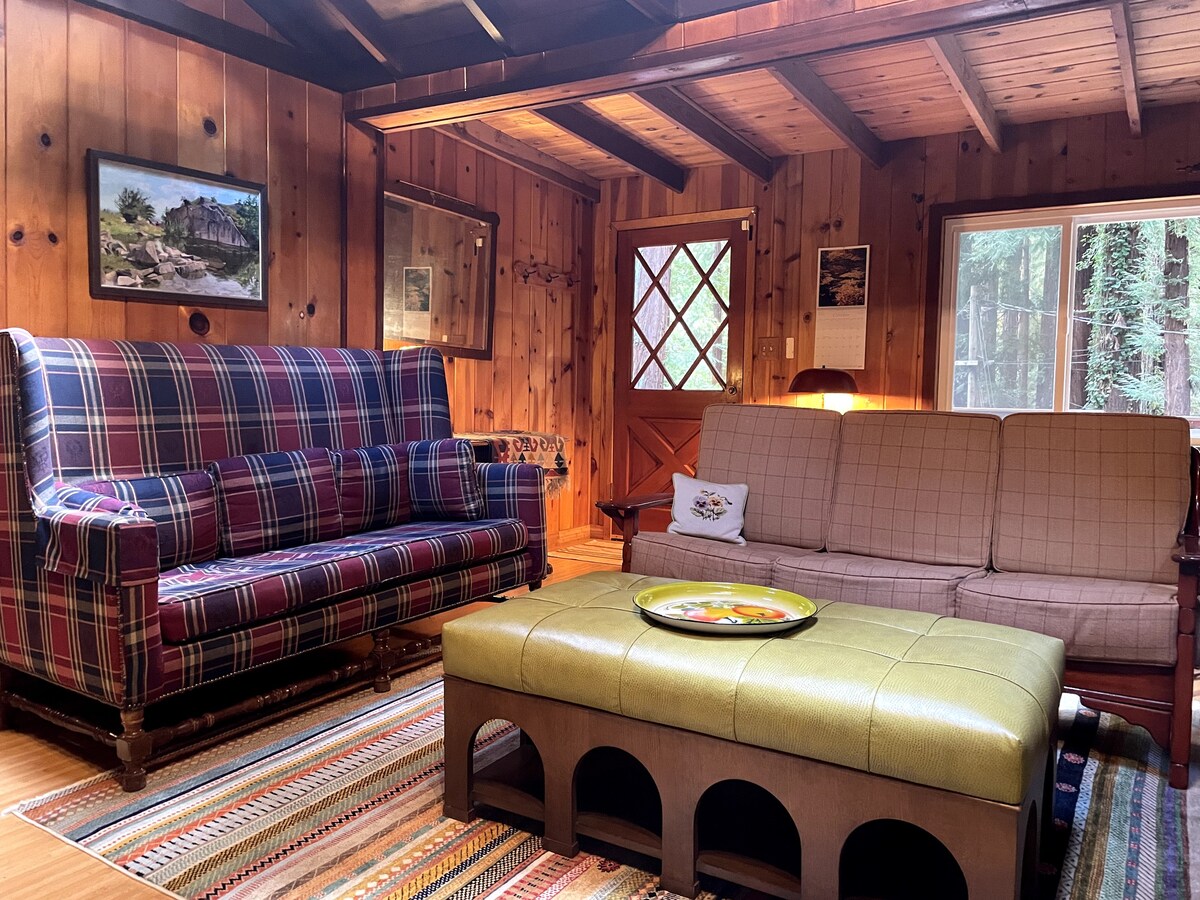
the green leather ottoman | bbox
[442,572,1065,900]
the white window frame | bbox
[937,195,1200,416]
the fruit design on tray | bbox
[665,599,794,625]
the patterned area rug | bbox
[8,668,1192,900]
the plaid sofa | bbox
[0,329,547,712]
[615,404,1198,787]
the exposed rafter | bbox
[318,0,405,81]
[242,0,327,52]
[462,0,514,54]
[769,59,889,169]
[636,85,776,182]
[1109,0,1143,137]
[536,105,688,192]
[435,120,602,202]
[623,0,676,24]
[926,34,1004,153]
[73,0,350,90]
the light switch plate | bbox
[758,336,780,359]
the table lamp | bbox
[787,366,859,413]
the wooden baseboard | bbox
[589,524,612,539]
[547,526,593,550]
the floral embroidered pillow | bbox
[667,472,749,545]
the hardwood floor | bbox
[0,542,622,899]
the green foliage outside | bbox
[632,240,732,390]
[954,216,1200,417]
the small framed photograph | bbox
[87,150,267,310]
[818,245,870,308]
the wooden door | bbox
[614,215,751,531]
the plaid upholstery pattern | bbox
[158,518,527,643]
[697,405,841,549]
[408,439,485,520]
[332,444,411,534]
[772,552,985,616]
[827,411,1000,567]
[211,448,344,556]
[159,555,528,695]
[56,483,142,517]
[0,328,544,709]
[0,333,164,705]
[630,531,818,583]
[79,472,219,571]
[18,333,451,484]
[476,462,548,582]
[957,572,1179,665]
[993,413,1190,583]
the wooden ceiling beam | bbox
[318,0,406,81]
[622,0,677,24]
[435,120,602,202]
[926,34,1004,153]
[241,0,326,52]
[1109,0,1143,137]
[349,0,1112,130]
[73,0,351,89]
[462,0,514,55]
[536,105,688,192]
[636,85,776,182]
[769,59,889,169]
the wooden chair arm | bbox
[595,493,673,518]
[1174,534,1200,566]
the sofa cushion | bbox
[157,518,527,643]
[994,413,1189,584]
[332,443,411,534]
[697,405,841,549]
[956,572,1179,666]
[630,531,818,584]
[827,411,1000,567]
[211,448,344,556]
[78,471,219,570]
[772,552,985,616]
[408,439,485,520]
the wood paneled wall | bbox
[345,127,595,547]
[0,0,344,346]
[590,104,1200,521]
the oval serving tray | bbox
[633,581,817,634]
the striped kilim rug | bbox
[8,666,1192,900]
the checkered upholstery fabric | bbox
[408,439,486,520]
[827,411,1000,567]
[697,405,841,549]
[630,531,818,584]
[211,448,344,556]
[332,444,411,534]
[79,472,219,571]
[157,518,527,643]
[476,462,548,583]
[957,572,1179,665]
[56,483,143,517]
[0,327,547,708]
[772,552,985,616]
[159,555,529,695]
[993,413,1190,584]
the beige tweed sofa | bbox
[599,405,1200,788]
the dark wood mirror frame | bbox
[378,180,500,360]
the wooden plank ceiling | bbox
[89,0,1200,193]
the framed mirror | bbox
[380,182,499,360]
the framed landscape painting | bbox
[87,150,268,309]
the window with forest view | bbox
[939,198,1200,421]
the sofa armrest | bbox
[596,493,673,572]
[36,489,159,587]
[476,462,548,584]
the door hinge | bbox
[742,218,753,242]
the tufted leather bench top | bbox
[443,571,1065,805]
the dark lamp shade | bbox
[787,367,859,394]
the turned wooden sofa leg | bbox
[115,709,153,792]
[371,629,396,693]
[1170,570,1197,790]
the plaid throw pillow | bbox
[77,471,220,570]
[210,448,344,556]
[407,439,485,521]
[332,444,412,534]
